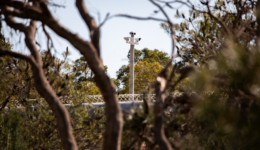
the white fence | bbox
[11,93,183,105]
[84,94,156,103]
[6,93,184,110]
[81,93,183,103]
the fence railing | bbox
[84,94,156,103]
[10,93,184,106]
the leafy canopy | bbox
[117,48,170,93]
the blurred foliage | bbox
[0,97,106,149]
[161,0,256,70]
[184,39,260,150]
[0,111,26,150]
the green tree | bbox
[134,61,162,92]
[127,48,170,66]
[71,56,108,95]
[116,48,170,93]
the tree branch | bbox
[99,13,110,28]
[0,48,36,66]
[115,14,167,22]
[205,1,231,35]
[154,69,173,150]
[76,0,100,56]
[3,11,27,32]
[4,14,41,63]
[42,24,54,52]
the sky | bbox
[3,0,192,78]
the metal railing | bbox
[84,94,156,103]
[6,93,184,111]
[9,93,184,106]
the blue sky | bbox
[3,0,192,78]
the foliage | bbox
[117,48,170,93]
[1,0,260,149]
[184,39,260,150]
[127,48,170,66]
[161,0,256,70]
[135,61,163,92]
[72,56,109,95]
[111,78,120,91]
[0,97,106,149]
[0,111,26,150]
[0,40,106,149]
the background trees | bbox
[116,48,169,93]
[1,0,260,150]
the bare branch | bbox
[4,12,27,32]
[24,25,78,150]
[115,14,167,22]
[98,13,110,28]
[158,0,230,36]
[76,0,100,56]
[24,20,42,63]
[4,14,41,63]
[42,24,54,52]
[150,0,171,23]
[150,0,176,60]
[0,48,36,66]
[75,0,97,31]
[157,0,193,8]
[46,1,65,8]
